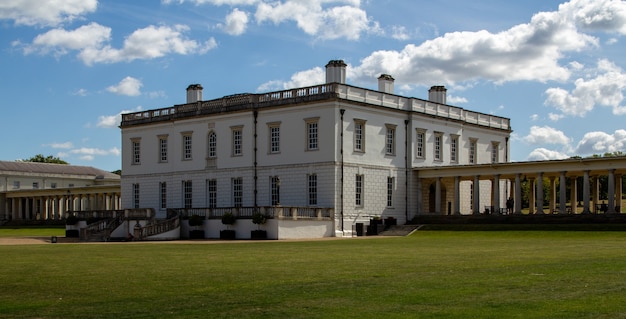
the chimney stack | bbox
[428,85,447,104]
[325,60,347,84]
[378,74,395,94]
[186,84,203,103]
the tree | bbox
[20,154,68,164]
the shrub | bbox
[221,212,236,225]
[252,212,267,228]
[188,214,204,227]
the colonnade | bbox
[4,191,121,221]
[417,157,626,216]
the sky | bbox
[1,0,626,172]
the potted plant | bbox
[188,214,205,239]
[251,211,268,239]
[220,211,236,239]
[65,215,80,237]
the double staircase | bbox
[77,209,180,242]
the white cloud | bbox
[544,59,626,116]
[575,129,626,155]
[73,88,88,96]
[530,114,539,121]
[97,106,143,128]
[257,67,325,91]
[70,147,121,157]
[548,113,565,121]
[446,95,467,104]
[17,23,217,65]
[340,0,626,87]
[221,8,249,36]
[46,142,74,149]
[0,0,97,27]
[527,148,570,161]
[255,1,372,40]
[107,77,143,96]
[390,25,410,41]
[523,125,571,146]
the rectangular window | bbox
[306,119,319,151]
[232,178,243,207]
[354,119,366,152]
[232,126,242,156]
[387,177,394,207]
[132,139,141,165]
[450,135,459,163]
[491,142,499,163]
[183,180,192,208]
[270,176,280,205]
[13,181,20,189]
[207,179,217,208]
[269,123,280,154]
[416,129,425,158]
[51,182,57,189]
[159,182,167,209]
[159,136,168,162]
[308,174,318,206]
[32,182,39,189]
[355,174,363,207]
[385,124,396,155]
[208,132,217,158]
[133,183,140,208]
[182,133,192,160]
[469,138,477,164]
[434,132,442,161]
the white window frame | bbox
[416,129,425,158]
[469,138,478,164]
[270,176,280,205]
[232,126,243,156]
[133,183,140,208]
[354,119,366,152]
[268,122,281,154]
[434,132,443,162]
[385,124,396,156]
[387,176,394,207]
[182,132,193,160]
[305,118,319,151]
[207,179,217,208]
[232,177,243,207]
[355,174,364,207]
[183,180,193,208]
[131,138,141,165]
[450,134,459,163]
[308,174,318,206]
[492,141,500,163]
[158,135,168,163]
[159,182,167,209]
[208,131,217,158]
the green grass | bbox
[1,231,626,318]
[0,226,64,237]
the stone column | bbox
[549,176,556,214]
[617,174,623,213]
[529,178,535,214]
[416,178,423,215]
[583,171,591,214]
[514,174,522,214]
[608,169,616,214]
[493,175,500,214]
[473,175,480,215]
[435,177,441,214]
[559,172,567,214]
[454,176,461,215]
[593,175,600,213]
[536,173,544,214]
[570,176,578,214]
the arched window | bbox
[208,132,217,158]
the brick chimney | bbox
[378,74,394,94]
[325,60,347,84]
[186,84,203,103]
[428,85,447,104]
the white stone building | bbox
[120,60,511,238]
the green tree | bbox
[20,154,68,164]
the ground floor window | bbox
[183,180,192,208]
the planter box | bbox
[251,230,267,239]
[66,229,79,238]
[220,230,236,240]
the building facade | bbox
[120,60,511,237]
[0,161,121,221]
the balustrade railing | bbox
[173,206,334,220]
[140,216,180,238]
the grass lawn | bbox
[0,226,64,237]
[1,231,626,318]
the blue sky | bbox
[1,0,626,172]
